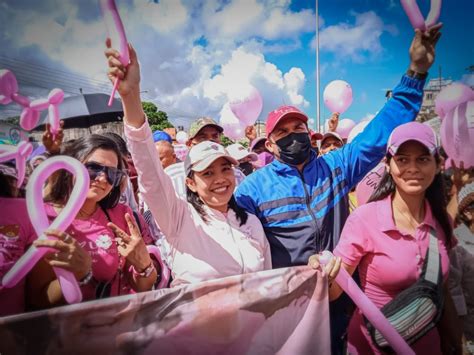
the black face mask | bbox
[239,162,254,176]
[275,132,312,166]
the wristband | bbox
[406,69,428,80]
[78,270,93,286]
[129,262,155,278]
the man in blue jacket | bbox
[235,24,442,353]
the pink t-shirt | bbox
[45,203,154,301]
[0,198,36,316]
[334,195,451,354]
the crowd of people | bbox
[1,22,473,354]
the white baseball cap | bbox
[226,143,258,162]
[184,141,239,176]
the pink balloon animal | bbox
[1,156,90,304]
[400,0,442,31]
[0,70,64,135]
[0,141,33,187]
[319,251,414,354]
[435,82,474,119]
[100,0,130,106]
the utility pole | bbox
[316,0,321,132]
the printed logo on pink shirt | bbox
[95,235,113,250]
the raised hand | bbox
[107,213,151,272]
[327,112,339,132]
[408,23,442,73]
[42,120,64,155]
[34,229,92,280]
[104,38,141,98]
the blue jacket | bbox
[235,75,425,268]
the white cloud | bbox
[312,11,397,62]
[0,1,312,128]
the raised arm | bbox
[326,24,442,188]
[104,40,187,238]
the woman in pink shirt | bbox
[27,135,158,309]
[104,40,271,287]
[312,122,462,354]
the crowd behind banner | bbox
[0,21,473,354]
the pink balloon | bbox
[323,80,353,114]
[176,131,188,144]
[347,120,370,143]
[229,85,263,126]
[400,0,442,31]
[220,103,246,140]
[100,0,130,106]
[146,245,171,289]
[30,98,50,111]
[440,101,474,168]
[335,118,356,139]
[320,251,414,354]
[435,82,474,119]
[0,69,18,105]
[48,88,65,105]
[1,156,90,304]
[0,141,33,187]
[355,162,385,205]
[20,108,40,131]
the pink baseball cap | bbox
[266,105,308,137]
[387,122,438,156]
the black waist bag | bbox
[365,229,444,353]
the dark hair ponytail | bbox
[186,173,248,226]
[368,154,453,248]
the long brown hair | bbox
[45,135,125,210]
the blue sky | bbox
[0,0,472,132]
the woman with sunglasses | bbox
[26,134,158,309]
[104,42,271,286]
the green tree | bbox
[220,134,234,147]
[142,102,174,131]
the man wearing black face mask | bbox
[234,24,442,354]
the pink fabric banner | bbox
[0,266,330,354]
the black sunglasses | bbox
[85,162,125,187]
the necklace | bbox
[77,205,98,219]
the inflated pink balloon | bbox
[229,85,263,126]
[100,0,130,106]
[146,245,171,289]
[1,156,90,304]
[0,141,33,187]
[335,118,356,140]
[220,103,246,140]
[1,70,63,133]
[400,0,442,31]
[356,162,385,205]
[440,101,474,168]
[0,69,19,104]
[176,131,188,144]
[323,80,353,114]
[435,82,474,119]
[347,120,370,143]
[320,251,414,354]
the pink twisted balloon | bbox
[0,141,33,187]
[400,0,442,31]
[0,70,64,135]
[319,251,414,354]
[1,156,90,304]
[100,0,130,106]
